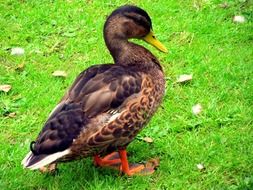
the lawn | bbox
[0,0,252,189]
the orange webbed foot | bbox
[122,163,156,176]
[94,150,158,176]
[119,149,158,176]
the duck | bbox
[22,5,167,176]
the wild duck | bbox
[22,5,167,176]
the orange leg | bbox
[93,152,121,168]
[118,149,145,176]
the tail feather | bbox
[21,151,32,165]
[21,149,71,170]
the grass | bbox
[0,0,252,189]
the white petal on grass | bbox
[177,74,193,83]
[192,103,202,115]
[52,70,67,77]
[11,47,25,56]
[197,163,205,171]
[233,15,246,23]
[0,84,12,92]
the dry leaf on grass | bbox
[52,70,67,77]
[0,85,12,92]
[192,103,202,115]
[8,112,16,118]
[11,47,25,56]
[176,74,193,83]
[218,2,229,9]
[15,63,25,71]
[146,157,160,169]
[138,157,160,175]
[143,137,153,143]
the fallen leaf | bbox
[219,2,229,9]
[143,137,153,143]
[146,158,160,169]
[196,163,205,171]
[11,47,25,56]
[8,112,16,118]
[192,103,202,115]
[177,74,193,83]
[0,84,12,92]
[233,15,246,23]
[52,70,67,77]
[134,157,160,175]
[15,63,25,71]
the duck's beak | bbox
[143,30,168,53]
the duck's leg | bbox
[118,149,145,176]
[93,152,121,168]
[118,149,157,176]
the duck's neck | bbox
[104,31,162,70]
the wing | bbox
[31,64,143,155]
[67,64,143,117]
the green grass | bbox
[0,0,252,189]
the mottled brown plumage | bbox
[22,5,167,175]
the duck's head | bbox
[104,5,167,53]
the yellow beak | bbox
[143,30,168,53]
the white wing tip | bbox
[21,151,32,166]
[21,149,71,170]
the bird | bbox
[22,5,167,176]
